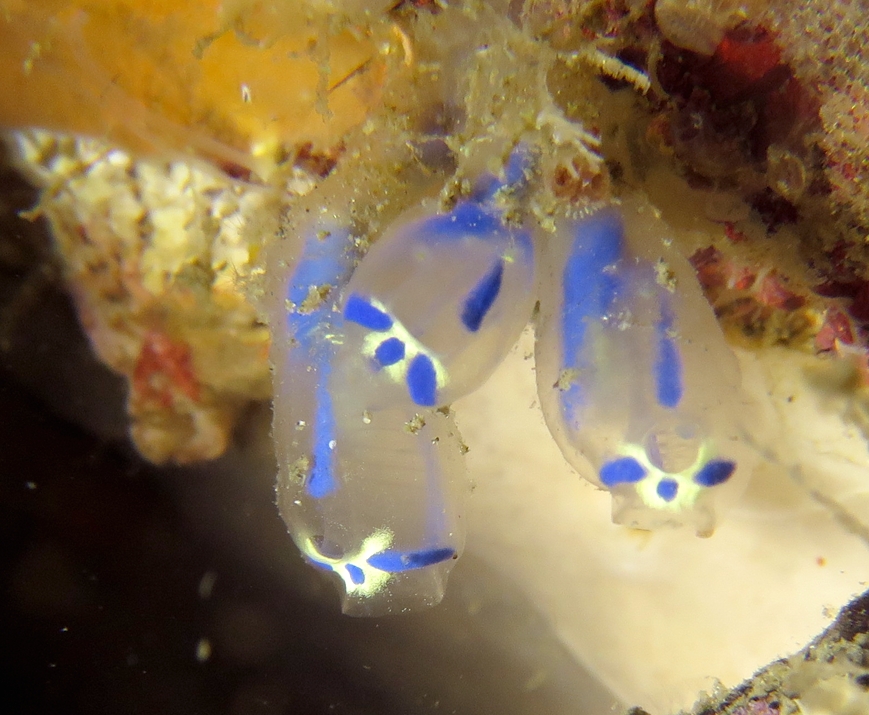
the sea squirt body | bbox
[268,149,536,614]
[535,197,760,536]
[270,218,467,615]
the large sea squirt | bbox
[266,150,535,614]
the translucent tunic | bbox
[535,198,761,536]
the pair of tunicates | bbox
[267,148,755,615]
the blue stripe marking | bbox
[471,143,534,202]
[407,353,438,406]
[470,175,500,203]
[654,304,684,408]
[656,478,679,502]
[559,210,625,423]
[515,228,534,264]
[420,203,504,243]
[460,260,504,332]
[561,210,625,365]
[344,294,393,331]
[345,564,365,585]
[286,228,355,349]
[600,456,647,486]
[374,337,406,366]
[367,547,456,572]
[307,374,338,499]
[286,229,355,502]
[694,459,736,486]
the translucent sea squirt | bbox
[269,216,468,615]
[266,148,535,614]
[535,197,761,536]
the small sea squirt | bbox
[535,197,760,536]
[335,163,536,411]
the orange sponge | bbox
[0,0,390,171]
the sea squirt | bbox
[268,149,536,614]
[535,197,761,536]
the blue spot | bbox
[345,564,365,585]
[656,478,679,502]
[374,337,406,366]
[655,305,684,408]
[461,260,504,332]
[407,354,438,406]
[694,459,736,486]
[600,456,647,486]
[344,294,393,331]
[367,547,456,573]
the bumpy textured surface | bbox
[676,591,869,715]
[766,0,869,231]
[12,131,278,463]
